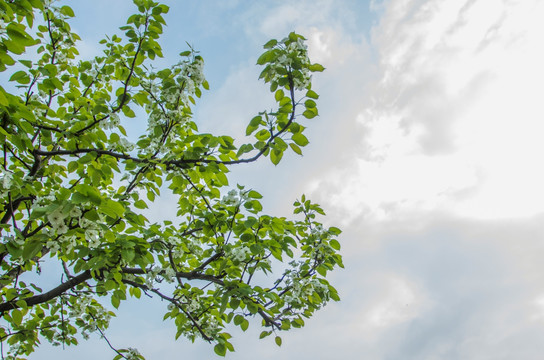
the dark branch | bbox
[0,271,91,313]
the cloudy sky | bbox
[34,0,544,359]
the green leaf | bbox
[248,190,262,199]
[230,298,240,310]
[102,199,126,218]
[275,89,284,102]
[256,50,276,65]
[306,89,319,99]
[316,265,327,277]
[270,149,283,165]
[134,200,148,209]
[275,336,282,347]
[0,90,8,107]
[111,294,120,309]
[214,343,226,356]
[308,63,325,72]
[292,133,309,147]
[304,99,316,108]
[11,309,23,326]
[60,5,75,17]
[216,172,229,186]
[330,239,341,250]
[255,129,270,141]
[302,109,318,119]
[9,70,29,84]
[263,39,278,49]
[23,240,42,261]
[246,115,263,136]
[289,143,302,155]
[233,314,244,325]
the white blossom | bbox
[55,51,66,63]
[186,298,199,312]
[0,168,12,190]
[79,216,93,229]
[69,206,82,218]
[85,229,100,247]
[202,317,219,338]
[229,246,251,262]
[163,266,176,283]
[104,112,120,130]
[47,209,65,227]
[56,222,69,235]
[47,238,61,253]
[145,266,161,288]
[117,137,135,152]
[221,189,248,206]
[38,90,48,99]
[125,347,142,360]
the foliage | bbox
[0,0,343,358]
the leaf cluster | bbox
[0,1,342,358]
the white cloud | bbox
[312,0,544,222]
[360,274,429,332]
[30,1,544,359]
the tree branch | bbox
[0,271,92,313]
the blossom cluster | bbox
[125,348,142,360]
[145,266,161,288]
[229,245,251,262]
[68,294,113,340]
[198,316,219,339]
[103,112,120,130]
[269,37,312,91]
[0,167,13,195]
[33,199,105,252]
[282,261,331,308]
[166,295,200,313]
[166,234,203,257]
[308,225,334,260]
[221,189,248,207]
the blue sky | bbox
[32,0,544,359]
